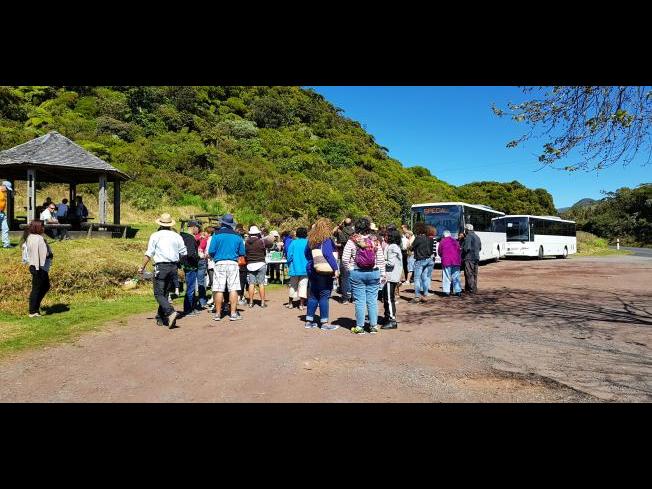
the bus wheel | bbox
[538,246,544,259]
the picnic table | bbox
[81,222,130,238]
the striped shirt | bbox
[342,234,386,275]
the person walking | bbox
[342,217,386,334]
[245,225,272,308]
[462,223,482,294]
[286,227,309,310]
[25,220,53,317]
[139,213,187,329]
[305,218,339,331]
[0,181,12,248]
[208,214,246,321]
[437,230,462,297]
[180,221,201,317]
[381,228,403,329]
[410,222,434,303]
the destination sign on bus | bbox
[424,207,451,215]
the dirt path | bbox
[1,255,651,402]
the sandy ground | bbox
[1,255,651,402]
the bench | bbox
[19,223,72,231]
[81,222,130,238]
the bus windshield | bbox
[504,217,530,241]
[412,205,463,237]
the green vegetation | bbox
[1,86,555,227]
[457,180,555,215]
[575,231,631,256]
[562,184,652,246]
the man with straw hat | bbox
[139,213,187,329]
[0,181,13,248]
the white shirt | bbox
[145,229,187,264]
[40,209,54,222]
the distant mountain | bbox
[557,197,598,214]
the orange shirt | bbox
[0,189,7,213]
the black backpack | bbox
[180,232,199,268]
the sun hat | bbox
[219,213,237,229]
[155,213,175,227]
[1,181,12,192]
[248,225,261,235]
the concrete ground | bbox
[0,254,650,402]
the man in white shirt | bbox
[39,202,68,240]
[139,213,187,329]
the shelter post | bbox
[69,183,76,206]
[27,168,36,222]
[113,180,121,225]
[98,173,107,224]
[7,178,15,230]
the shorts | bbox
[212,261,241,292]
[289,275,308,299]
[247,264,267,285]
[407,255,415,273]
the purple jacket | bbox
[437,236,462,267]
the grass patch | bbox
[575,231,632,257]
[0,292,158,359]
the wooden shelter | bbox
[0,131,129,229]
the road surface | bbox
[1,254,650,402]
[610,246,652,257]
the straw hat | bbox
[155,213,175,227]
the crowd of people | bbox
[140,212,483,333]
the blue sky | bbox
[310,86,651,209]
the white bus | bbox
[491,215,577,259]
[411,202,507,263]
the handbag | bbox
[312,242,334,274]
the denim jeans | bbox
[340,261,351,299]
[306,273,333,324]
[350,268,381,327]
[442,265,462,295]
[183,269,198,314]
[413,258,434,297]
[0,212,8,248]
[196,259,208,306]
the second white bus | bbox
[491,215,577,258]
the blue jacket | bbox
[208,227,245,262]
[305,238,339,277]
[282,235,293,258]
[287,238,309,276]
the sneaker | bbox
[351,326,366,335]
[168,311,179,329]
[321,323,339,331]
[28,312,41,318]
[369,326,379,334]
[248,303,254,308]
[305,321,318,329]
[238,298,247,305]
[381,320,398,330]
[229,314,243,321]
[155,316,164,326]
[212,314,222,321]
[260,302,268,308]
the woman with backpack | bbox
[342,217,386,335]
[304,218,339,331]
[24,220,53,317]
[245,226,273,308]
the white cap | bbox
[465,224,474,231]
[248,226,261,235]
[1,181,12,192]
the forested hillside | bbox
[561,184,652,246]
[0,86,554,227]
